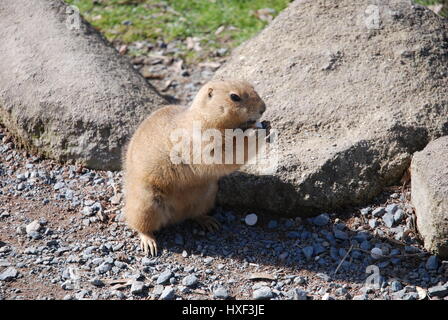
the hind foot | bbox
[194,215,221,233]
[139,232,158,257]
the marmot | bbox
[123,80,267,256]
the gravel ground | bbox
[1,43,447,300]
[121,39,226,105]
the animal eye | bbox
[230,93,241,102]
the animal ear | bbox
[208,87,213,98]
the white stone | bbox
[25,220,41,235]
[245,213,258,226]
[370,247,383,260]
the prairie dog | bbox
[123,80,267,256]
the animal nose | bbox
[260,104,266,114]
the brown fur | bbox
[123,80,266,255]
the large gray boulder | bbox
[411,137,448,258]
[0,0,166,170]
[215,0,448,216]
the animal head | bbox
[191,80,266,129]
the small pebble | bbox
[335,287,348,296]
[390,280,402,292]
[368,219,378,229]
[293,276,307,285]
[213,286,229,299]
[0,267,18,281]
[321,293,334,300]
[288,288,307,300]
[382,213,395,228]
[393,209,404,223]
[428,285,448,298]
[130,281,145,295]
[90,279,105,287]
[26,220,41,235]
[75,289,90,300]
[316,273,331,282]
[157,270,173,285]
[370,247,383,260]
[334,230,348,240]
[54,182,65,190]
[152,285,164,297]
[112,290,126,299]
[360,240,371,250]
[385,204,398,215]
[253,286,273,300]
[360,207,371,215]
[61,280,74,291]
[95,262,112,274]
[426,256,439,270]
[245,213,258,226]
[159,287,175,300]
[313,213,330,226]
[178,286,190,294]
[372,207,385,217]
[182,275,198,288]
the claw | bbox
[195,216,221,233]
[139,233,158,257]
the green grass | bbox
[415,0,442,5]
[65,0,445,62]
[415,0,447,17]
[65,0,292,61]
